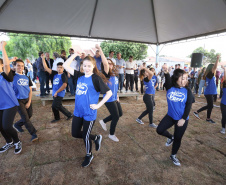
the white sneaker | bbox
[149,123,157,128]
[136,118,144,125]
[170,155,181,166]
[220,128,225,134]
[109,134,119,142]
[99,120,107,131]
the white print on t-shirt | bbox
[53,78,60,85]
[167,91,185,102]
[151,79,156,86]
[115,77,118,85]
[76,82,88,95]
[17,78,28,86]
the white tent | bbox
[0,0,226,44]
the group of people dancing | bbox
[0,40,224,167]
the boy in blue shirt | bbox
[41,54,73,122]
[13,59,38,142]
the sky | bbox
[1,32,225,61]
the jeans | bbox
[37,71,46,96]
[27,71,33,81]
[198,79,206,96]
[45,73,51,93]
[68,76,75,95]
[118,73,124,91]
[134,75,138,91]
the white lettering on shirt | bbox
[76,82,88,95]
[17,79,29,86]
[167,91,185,102]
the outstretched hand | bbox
[95,44,101,50]
[0,41,7,47]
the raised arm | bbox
[41,54,52,74]
[212,55,220,74]
[139,66,153,80]
[1,41,10,75]
[162,64,172,90]
[96,44,109,74]
[63,53,77,75]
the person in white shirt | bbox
[52,52,64,72]
[107,51,116,65]
[125,56,136,92]
[154,63,161,90]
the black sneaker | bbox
[14,141,22,154]
[165,136,174,146]
[0,142,14,153]
[193,112,200,120]
[94,135,102,151]
[82,153,94,167]
[66,115,73,120]
[206,119,216,124]
[31,134,38,142]
[170,155,181,166]
[13,124,24,133]
[51,119,60,123]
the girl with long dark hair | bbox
[156,65,194,166]
[97,45,123,142]
[193,56,220,123]
[63,53,112,167]
[136,66,157,128]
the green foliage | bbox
[189,47,221,65]
[5,33,72,60]
[100,41,148,61]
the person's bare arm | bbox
[25,87,32,109]
[41,54,52,74]
[96,44,109,74]
[90,90,112,110]
[212,55,220,74]
[54,83,67,97]
[63,54,77,75]
[1,41,10,75]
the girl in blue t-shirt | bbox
[193,55,220,123]
[0,41,22,155]
[136,66,157,128]
[220,67,226,134]
[156,65,194,166]
[63,53,112,167]
[98,45,123,142]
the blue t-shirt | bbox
[94,56,102,71]
[52,73,67,98]
[73,73,110,121]
[151,75,157,94]
[167,87,188,120]
[13,73,32,99]
[221,88,226,105]
[144,77,155,94]
[204,72,217,95]
[0,71,19,110]
[104,76,118,102]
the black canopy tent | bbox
[0,0,226,45]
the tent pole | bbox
[156,44,159,64]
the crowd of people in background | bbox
[0,40,225,168]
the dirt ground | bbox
[0,88,225,185]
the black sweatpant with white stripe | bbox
[156,114,188,155]
[72,116,96,154]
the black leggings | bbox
[138,94,154,124]
[220,103,226,128]
[103,101,123,135]
[71,116,96,154]
[197,95,214,119]
[0,106,20,143]
[14,99,36,135]
[156,114,188,155]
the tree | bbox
[100,41,148,61]
[5,33,72,61]
[189,47,221,65]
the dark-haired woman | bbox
[193,56,220,123]
[63,50,112,167]
[220,67,226,134]
[156,65,194,166]
[0,41,22,154]
[98,45,123,142]
[136,66,157,128]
